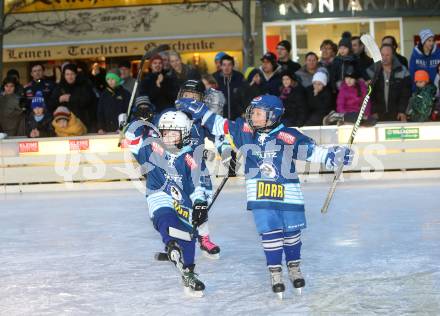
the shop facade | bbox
[261,0,440,63]
[3,0,254,80]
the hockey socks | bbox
[261,230,284,268]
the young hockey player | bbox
[176,94,353,299]
[123,107,209,297]
[175,79,221,259]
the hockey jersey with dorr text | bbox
[201,113,329,213]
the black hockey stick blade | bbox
[154,252,169,261]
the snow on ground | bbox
[0,174,439,315]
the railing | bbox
[1,122,440,185]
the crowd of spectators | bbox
[1,28,440,139]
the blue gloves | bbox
[175,98,209,120]
[325,146,354,170]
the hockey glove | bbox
[325,146,354,170]
[175,98,210,121]
[192,200,208,228]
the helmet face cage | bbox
[245,103,278,132]
[135,104,154,122]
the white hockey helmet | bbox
[157,110,192,149]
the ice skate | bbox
[287,261,305,295]
[198,235,220,259]
[181,264,205,298]
[269,266,285,300]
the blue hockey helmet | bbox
[245,95,284,132]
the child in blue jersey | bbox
[176,94,353,298]
[176,80,221,258]
[122,106,209,297]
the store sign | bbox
[7,0,206,13]
[19,141,39,153]
[265,0,440,20]
[4,37,241,62]
[385,128,420,140]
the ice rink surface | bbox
[0,174,439,315]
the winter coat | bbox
[295,66,316,88]
[121,77,136,94]
[0,94,25,136]
[52,112,87,137]
[171,64,201,88]
[304,86,333,126]
[139,71,178,113]
[23,79,55,112]
[336,80,371,117]
[258,65,282,96]
[409,44,440,86]
[213,70,246,119]
[97,86,130,132]
[367,58,412,121]
[25,113,54,138]
[278,59,301,76]
[279,84,308,127]
[330,54,358,91]
[406,83,437,122]
[355,51,374,80]
[49,77,97,130]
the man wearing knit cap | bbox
[276,40,301,75]
[259,52,282,96]
[409,28,440,88]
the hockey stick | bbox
[321,34,382,214]
[117,44,170,147]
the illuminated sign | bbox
[385,128,420,140]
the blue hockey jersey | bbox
[201,113,330,212]
[125,119,207,229]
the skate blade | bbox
[294,288,303,295]
[276,292,284,300]
[202,250,220,260]
[184,286,204,298]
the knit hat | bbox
[31,91,46,109]
[419,28,435,45]
[53,106,71,121]
[105,68,122,86]
[244,67,255,80]
[414,69,430,82]
[339,31,352,50]
[277,40,292,52]
[135,95,153,108]
[261,52,278,69]
[312,71,328,86]
[6,69,19,79]
[214,51,226,61]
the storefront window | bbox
[264,24,292,56]
[295,22,369,64]
[264,18,402,65]
[374,21,402,53]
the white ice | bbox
[0,174,439,315]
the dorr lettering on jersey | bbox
[257,181,285,200]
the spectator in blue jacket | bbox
[409,28,440,89]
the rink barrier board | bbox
[1,123,440,184]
